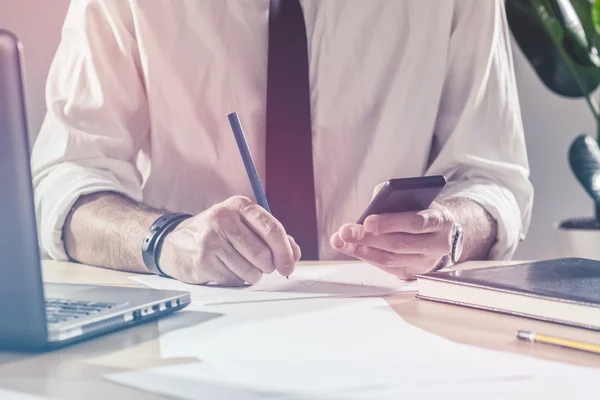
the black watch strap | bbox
[141,212,192,277]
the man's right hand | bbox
[157,196,301,286]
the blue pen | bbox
[227,112,271,213]
[228,113,289,279]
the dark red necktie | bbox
[266,0,319,260]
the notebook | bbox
[415,258,600,331]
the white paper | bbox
[157,297,445,360]
[131,263,417,305]
[106,358,597,400]
[0,388,46,400]
[107,362,597,400]
[106,300,599,400]
[119,266,600,399]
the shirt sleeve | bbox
[425,0,534,260]
[31,0,149,260]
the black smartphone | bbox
[356,175,447,224]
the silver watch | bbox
[436,222,464,271]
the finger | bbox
[331,234,427,268]
[208,255,246,287]
[371,182,386,201]
[207,196,277,274]
[330,232,346,252]
[222,219,277,274]
[363,208,450,234]
[339,225,450,255]
[288,235,302,262]
[216,244,263,285]
[241,204,295,276]
[338,223,367,242]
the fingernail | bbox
[365,216,379,232]
[331,235,344,249]
[339,227,353,241]
[349,227,358,239]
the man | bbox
[31,0,533,286]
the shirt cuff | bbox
[436,179,526,261]
[34,162,143,261]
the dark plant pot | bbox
[555,218,600,260]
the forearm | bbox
[63,192,166,273]
[440,197,498,262]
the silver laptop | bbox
[0,30,190,350]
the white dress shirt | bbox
[31,0,533,262]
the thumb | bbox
[371,182,386,201]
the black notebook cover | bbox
[417,258,600,307]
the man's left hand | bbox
[330,202,455,280]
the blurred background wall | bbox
[0,0,595,261]
[0,0,69,143]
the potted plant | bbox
[507,0,600,259]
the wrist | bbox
[439,197,497,262]
[432,202,464,271]
[141,212,192,277]
[435,221,464,271]
[155,223,183,278]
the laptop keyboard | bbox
[45,298,121,324]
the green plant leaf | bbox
[547,0,600,67]
[571,0,600,49]
[506,0,600,97]
[593,0,600,36]
[533,0,565,41]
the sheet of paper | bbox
[157,297,447,360]
[0,388,46,399]
[119,269,600,398]
[106,358,597,400]
[130,263,417,305]
[106,299,599,399]
[107,298,600,400]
